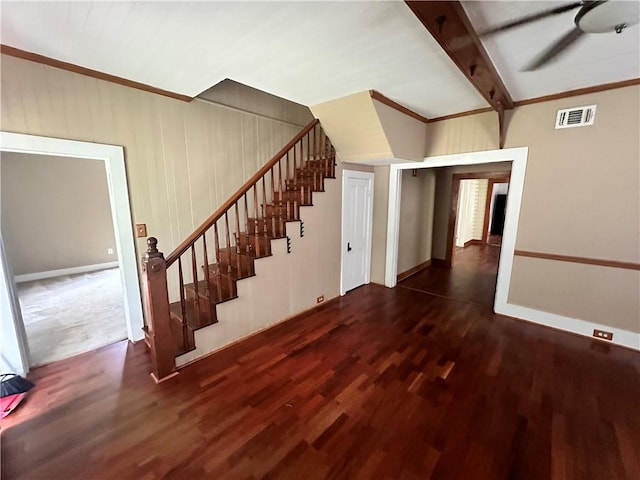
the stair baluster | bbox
[142,120,336,380]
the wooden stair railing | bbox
[141,119,336,381]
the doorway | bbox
[2,152,128,367]
[396,168,511,307]
[447,171,511,268]
[0,132,144,375]
[486,181,509,246]
[385,147,528,315]
[340,170,374,295]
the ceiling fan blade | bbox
[523,27,585,71]
[480,1,583,37]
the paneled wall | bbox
[1,54,350,362]
[0,54,304,259]
[424,110,499,157]
[455,180,477,247]
[455,178,488,247]
[471,179,488,240]
[177,166,343,365]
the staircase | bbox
[141,120,336,381]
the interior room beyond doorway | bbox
[1,152,128,367]
[396,163,512,308]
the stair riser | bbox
[286,178,324,192]
[264,204,299,220]
[236,234,272,257]
[218,262,254,280]
[160,124,336,364]
[301,169,332,179]
[248,218,287,238]
[185,288,217,319]
[274,190,312,205]
[212,262,254,283]
[205,270,238,298]
[218,247,255,272]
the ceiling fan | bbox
[478,0,640,71]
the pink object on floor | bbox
[1,393,26,418]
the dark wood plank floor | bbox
[2,284,639,480]
[400,243,501,307]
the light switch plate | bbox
[135,224,147,238]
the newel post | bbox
[141,237,177,383]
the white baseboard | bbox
[14,262,119,283]
[496,302,640,351]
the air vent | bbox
[555,105,597,129]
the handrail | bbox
[165,119,320,266]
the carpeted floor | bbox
[17,268,128,367]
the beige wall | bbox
[310,92,393,163]
[425,110,499,157]
[0,54,348,362]
[397,169,435,275]
[373,100,428,161]
[3,52,638,341]
[506,90,640,262]
[375,85,639,333]
[509,256,639,332]
[177,166,343,365]
[1,153,117,275]
[340,162,375,174]
[370,165,390,285]
[0,54,304,260]
[311,93,429,164]
[504,87,640,333]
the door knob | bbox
[347,242,352,252]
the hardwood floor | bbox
[400,243,501,307]
[2,284,639,480]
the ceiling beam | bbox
[405,1,513,112]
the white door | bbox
[341,170,374,294]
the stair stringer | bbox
[175,164,343,366]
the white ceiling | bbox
[462,1,640,100]
[1,1,639,118]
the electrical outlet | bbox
[316,295,324,304]
[593,329,613,341]
[107,248,114,255]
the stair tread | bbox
[160,129,336,361]
[218,246,252,256]
[208,261,255,281]
[269,198,312,206]
[170,299,217,330]
[185,279,237,304]
[236,232,273,258]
